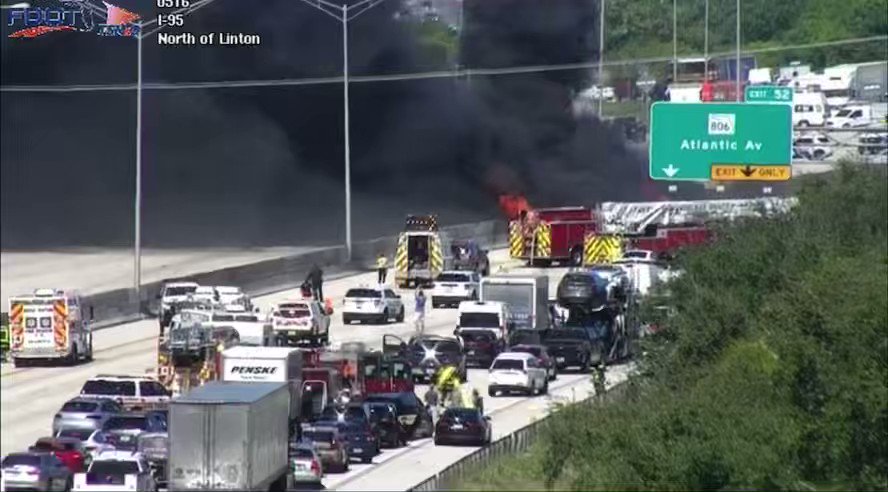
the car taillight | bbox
[311,460,321,475]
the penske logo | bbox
[230,366,277,375]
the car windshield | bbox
[2,455,40,468]
[437,273,470,282]
[88,460,140,478]
[459,331,495,343]
[547,329,588,341]
[234,315,259,322]
[304,430,334,443]
[212,314,234,322]
[61,401,99,413]
[103,417,147,431]
[835,109,852,116]
[624,251,649,259]
[291,448,315,459]
[103,434,138,450]
[459,312,500,328]
[164,286,196,297]
[492,359,525,371]
[277,306,310,318]
[57,429,95,441]
[513,346,542,357]
[346,289,381,298]
[366,404,396,420]
[82,380,136,396]
[423,340,460,354]
[442,408,480,421]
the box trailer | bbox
[480,275,549,331]
[220,346,303,430]
[169,381,290,491]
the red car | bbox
[28,437,85,473]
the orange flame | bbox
[498,194,532,221]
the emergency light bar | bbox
[405,214,438,232]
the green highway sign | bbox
[744,85,793,103]
[649,102,793,181]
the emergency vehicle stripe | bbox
[584,235,622,265]
[10,303,25,349]
[53,300,67,350]
[535,223,551,258]
[430,236,444,275]
[509,221,524,258]
[395,234,409,274]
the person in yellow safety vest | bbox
[376,253,388,284]
[434,365,461,406]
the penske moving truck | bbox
[8,288,93,367]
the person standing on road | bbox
[376,253,388,284]
[414,288,427,334]
[305,264,324,301]
[424,386,439,423]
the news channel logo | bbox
[7,0,141,38]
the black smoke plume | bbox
[2,0,708,249]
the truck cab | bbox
[509,207,599,266]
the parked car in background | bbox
[1,452,73,492]
[52,398,123,435]
[28,437,86,474]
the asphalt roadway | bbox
[0,249,629,490]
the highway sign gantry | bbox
[744,85,793,103]
[649,102,793,181]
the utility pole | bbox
[704,0,709,80]
[672,0,677,81]
[597,0,605,117]
[297,0,388,261]
[134,23,143,296]
[736,0,741,100]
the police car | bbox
[430,271,480,308]
[341,286,405,325]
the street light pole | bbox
[597,0,605,118]
[704,0,709,80]
[672,0,677,81]
[341,4,352,260]
[297,0,387,261]
[134,24,143,297]
[736,0,741,100]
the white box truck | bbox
[221,346,303,434]
[169,381,290,491]
[480,275,549,331]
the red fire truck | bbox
[626,224,712,257]
[509,207,600,266]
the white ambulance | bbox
[7,288,93,367]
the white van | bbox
[827,105,873,128]
[793,91,827,127]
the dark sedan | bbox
[434,408,491,446]
[363,392,434,441]
[313,420,380,464]
[363,402,405,448]
[457,329,504,368]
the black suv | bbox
[406,335,466,383]
[456,329,504,368]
